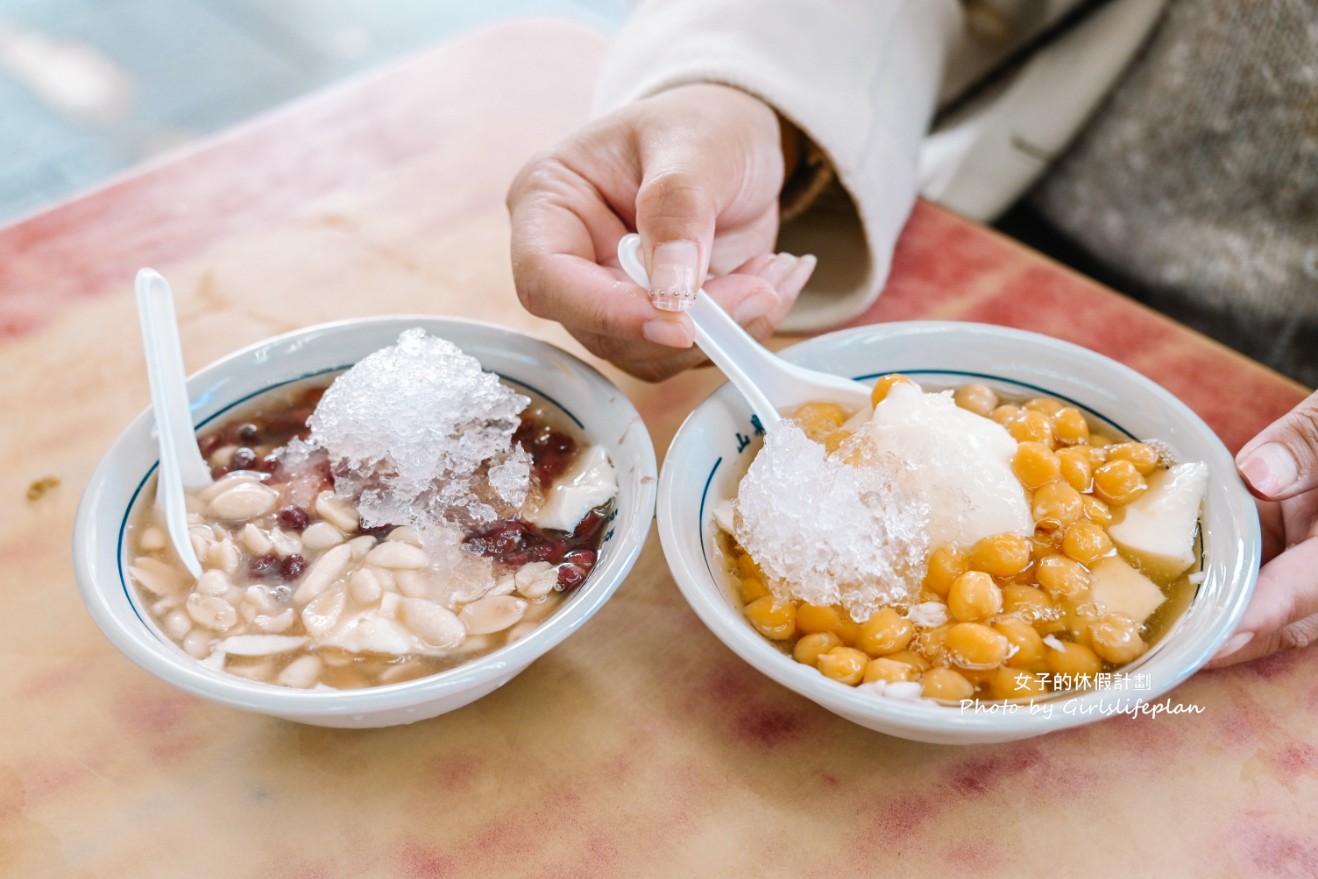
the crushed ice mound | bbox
[732,422,930,620]
[305,328,531,529]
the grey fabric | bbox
[1030,0,1318,385]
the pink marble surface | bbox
[1,19,1313,879]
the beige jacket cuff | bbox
[595,0,961,331]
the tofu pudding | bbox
[717,376,1206,704]
[125,330,619,690]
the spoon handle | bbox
[136,269,208,578]
[685,290,781,428]
[136,269,211,488]
[617,234,780,427]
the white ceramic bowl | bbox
[658,321,1260,745]
[74,316,657,728]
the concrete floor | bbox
[0,0,627,225]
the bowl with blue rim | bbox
[73,315,657,727]
[657,321,1259,744]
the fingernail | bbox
[732,288,780,324]
[1238,443,1298,496]
[1215,631,1254,661]
[797,253,818,281]
[760,253,799,288]
[642,316,695,348]
[650,240,700,312]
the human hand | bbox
[507,83,816,381]
[1207,389,1318,667]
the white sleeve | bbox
[595,0,962,329]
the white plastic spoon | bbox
[617,234,871,428]
[135,268,210,578]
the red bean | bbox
[248,554,280,581]
[557,564,586,591]
[278,505,310,532]
[230,447,258,470]
[279,554,307,582]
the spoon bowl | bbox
[616,234,871,427]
